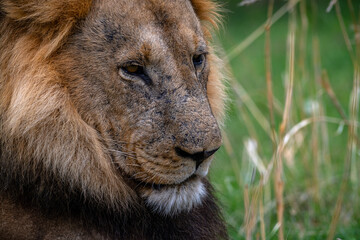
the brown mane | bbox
[0,0,228,239]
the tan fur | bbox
[0,0,227,238]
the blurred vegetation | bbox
[210,0,360,239]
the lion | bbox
[0,0,228,239]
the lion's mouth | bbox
[138,174,206,215]
[152,183,165,191]
[132,174,198,191]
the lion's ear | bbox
[190,0,222,35]
[1,0,92,24]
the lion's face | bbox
[0,0,224,217]
[55,0,222,215]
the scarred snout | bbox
[171,94,222,176]
[175,146,220,169]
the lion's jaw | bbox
[124,137,218,215]
[54,0,223,216]
[140,176,207,216]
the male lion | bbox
[0,0,228,239]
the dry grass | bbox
[214,0,360,239]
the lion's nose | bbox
[175,147,220,169]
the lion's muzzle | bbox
[175,146,220,169]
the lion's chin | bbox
[139,176,207,216]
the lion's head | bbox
[0,0,225,216]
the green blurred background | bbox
[210,0,359,239]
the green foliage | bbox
[210,0,360,239]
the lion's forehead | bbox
[91,0,203,49]
[95,0,198,22]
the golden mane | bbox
[1,0,92,59]
[190,0,223,35]
[0,0,133,211]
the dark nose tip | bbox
[175,147,220,169]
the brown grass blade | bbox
[227,0,300,61]
[334,1,355,64]
[265,0,277,148]
[327,1,360,238]
[275,0,297,239]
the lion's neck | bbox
[0,176,228,240]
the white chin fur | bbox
[141,179,206,216]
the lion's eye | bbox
[192,54,205,67]
[120,64,152,85]
[122,65,144,75]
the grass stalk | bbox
[227,0,301,61]
[222,131,242,187]
[327,65,358,237]
[265,0,277,148]
[321,70,348,121]
[310,0,322,203]
[244,185,250,240]
[298,0,308,120]
[274,1,296,239]
[346,0,356,28]
[230,78,272,137]
[321,70,360,149]
[310,104,320,202]
[259,177,266,240]
[244,185,262,240]
[238,102,261,146]
[297,0,311,178]
[327,2,360,238]
[334,1,355,64]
